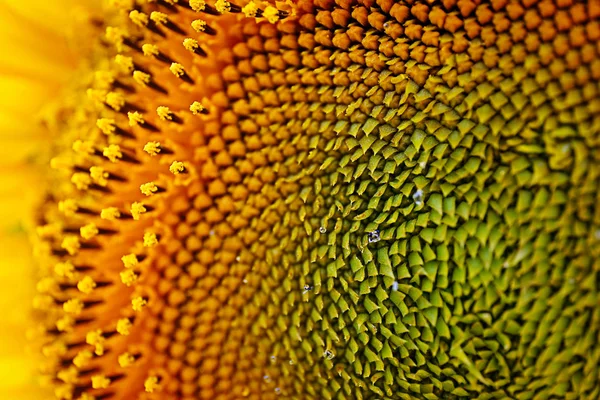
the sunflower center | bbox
[32,1,600,400]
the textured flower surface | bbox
[16,0,600,399]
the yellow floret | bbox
[121,253,139,268]
[63,298,84,315]
[73,350,93,368]
[86,330,105,356]
[156,106,173,121]
[58,199,78,216]
[120,269,138,287]
[128,111,145,126]
[61,235,81,255]
[77,276,97,294]
[101,207,121,220]
[131,202,147,220]
[80,223,99,240]
[191,19,206,32]
[263,6,280,23]
[144,141,162,155]
[115,54,134,73]
[133,70,151,86]
[105,91,125,110]
[91,375,110,389]
[150,11,168,24]
[189,0,206,11]
[132,296,147,311]
[145,376,160,393]
[142,43,159,57]
[183,38,199,52]
[169,161,185,174]
[129,10,149,27]
[215,0,230,13]
[89,166,109,186]
[143,232,158,247]
[118,352,135,368]
[116,318,132,335]
[54,261,76,279]
[140,182,158,196]
[189,101,205,115]
[96,118,116,135]
[170,63,185,77]
[71,173,91,190]
[103,144,123,162]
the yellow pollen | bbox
[77,276,97,294]
[79,394,96,400]
[127,111,145,126]
[133,70,151,86]
[71,173,91,190]
[94,70,114,89]
[215,0,230,13]
[105,26,125,51]
[140,182,158,196]
[191,19,206,32]
[143,141,161,155]
[169,161,185,174]
[56,316,74,332]
[150,11,168,24]
[121,253,139,268]
[96,118,116,135]
[72,140,95,155]
[189,0,205,11]
[242,1,258,17]
[91,375,110,390]
[57,366,78,384]
[86,330,105,356]
[143,232,158,247]
[120,269,138,287]
[54,261,76,279]
[116,318,132,335]
[189,101,205,115]
[142,43,159,57]
[63,298,84,315]
[132,296,147,311]
[183,38,199,52]
[115,54,134,73]
[89,166,109,186]
[118,353,135,368]
[73,350,93,368]
[131,202,147,220]
[61,235,81,255]
[144,376,160,393]
[80,223,99,240]
[156,106,172,121]
[129,10,149,27]
[103,144,123,162]
[169,62,185,78]
[263,6,280,23]
[101,207,121,220]
[105,91,125,110]
[58,199,78,216]
[87,88,107,104]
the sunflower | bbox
[2,0,600,399]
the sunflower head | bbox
[11,0,600,399]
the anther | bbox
[182,38,207,56]
[169,62,194,84]
[189,101,208,115]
